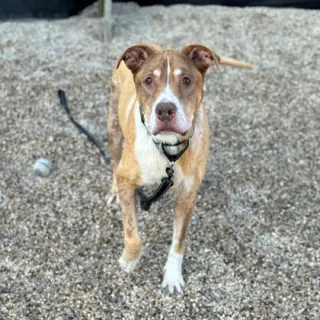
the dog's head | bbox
[116,44,220,144]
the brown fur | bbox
[106,44,252,291]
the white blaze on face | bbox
[148,57,191,140]
[153,69,161,77]
[167,57,171,84]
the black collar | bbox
[160,140,189,162]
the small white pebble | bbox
[33,158,53,177]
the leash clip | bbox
[166,162,175,178]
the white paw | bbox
[105,191,120,208]
[162,253,184,294]
[119,255,140,273]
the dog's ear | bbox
[116,44,155,73]
[182,44,220,73]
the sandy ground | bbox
[1,2,320,319]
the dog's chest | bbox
[134,113,184,187]
[134,132,184,187]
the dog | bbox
[106,44,252,293]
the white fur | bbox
[162,225,184,293]
[161,107,206,294]
[134,105,170,185]
[173,68,182,76]
[151,132,180,145]
[119,255,141,273]
[149,85,191,135]
[134,105,185,187]
[134,104,205,187]
[183,176,194,196]
[153,69,161,77]
[162,252,184,293]
[147,57,191,136]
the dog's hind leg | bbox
[106,77,123,206]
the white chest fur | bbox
[134,105,184,188]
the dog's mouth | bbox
[151,127,193,145]
[150,114,193,136]
[152,126,188,136]
[142,107,194,144]
[156,130,188,136]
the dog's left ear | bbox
[182,44,220,73]
[116,44,156,73]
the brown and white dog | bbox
[106,44,252,293]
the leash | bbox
[138,140,189,211]
[57,89,189,211]
[57,89,110,166]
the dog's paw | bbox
[119,255,140,273]
[162,253,184,294]
[105,190,120,208]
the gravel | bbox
[1,2,319,319]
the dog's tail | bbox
[220,57,254,69]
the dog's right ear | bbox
[116,45,155,73]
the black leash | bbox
[57,89,110,166]
[137,141,189,211]
[58,90,189,211]
[138,165,174,211]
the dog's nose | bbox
[155,102,177,121]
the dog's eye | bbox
[183,77,191,86]
[145,77,153,85]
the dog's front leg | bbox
[162,189,197,293]
[117,174,141,273]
